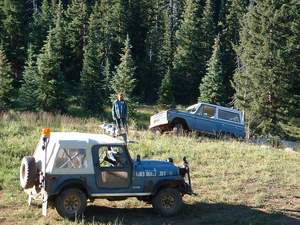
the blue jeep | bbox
[20,130,192,219]
[149,102,245,138]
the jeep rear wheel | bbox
[152,188,182,217]
[55,188,87,220]
[20,156,37,189]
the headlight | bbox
[167,157,174,163]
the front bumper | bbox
[182,182,193,195]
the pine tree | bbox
[35,3,65,112]
[233,0,300,136]
[173,0,205,104]
[219,0,249,101]
[29,0,55,54]
[157,2,178,106]
[80,2,104,113]
[126,0,148,99]
[103,57,112,104]
[111,35,136,117]
[0,0,27,78]
[201,0,216,62]
[199,35,226,105]
[0,48,13,110]
[64,0,88,81]
[94,0,126,68]
[158,68,174,106]
[18,46,39,110]
[142,0,167,103]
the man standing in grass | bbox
[112,93,128,134]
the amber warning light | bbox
[42,128,51,138]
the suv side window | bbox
[98,146,129,168]
[218,110,240,123]
[54,148,87,169]
[197,105,216,118]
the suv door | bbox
[194,104,218,134]
[92,145,132,189]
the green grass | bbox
[0,110,299,225]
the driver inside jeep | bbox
[104,147,126,167]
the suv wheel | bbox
[172,123,184,135]
[152,188,182,216]
[55,188,87,220]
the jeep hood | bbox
[134,160,179,177]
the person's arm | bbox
[124,101,128,121]
[112,103,116,120]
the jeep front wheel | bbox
[55,188,87,220]
[152,188,182,216]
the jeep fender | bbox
[51,179,88,197]
[152,180,188,195]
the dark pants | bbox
[115,118,127,130]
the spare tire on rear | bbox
[20,156,37,189]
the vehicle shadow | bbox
[83,201,300,225]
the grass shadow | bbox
[83,201,300,225]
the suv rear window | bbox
[218,110,240,123]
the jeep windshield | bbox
[186,104,199,113]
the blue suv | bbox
[150,102,245,138]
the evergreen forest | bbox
[0,0,299,137]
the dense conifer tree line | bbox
[0,0,299,136]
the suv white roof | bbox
[187,102,242,114]
[50,132,125,146]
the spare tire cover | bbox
[20,156,37,189]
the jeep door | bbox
[194,104,218,134]
[92,145,132,191]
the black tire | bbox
[152,188,183,217]
[172,123,184,135]
[55,188,87,220]
[20,156,37,189]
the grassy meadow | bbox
[0,110,299,225]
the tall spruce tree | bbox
[80,2,104,113]
[142,0,166,103]
[103,57,112,104]
[29,0,55,54]
[18,45,39,110]
[173,0,205,104]
[157,1,179,106]
[94,0,126,69]
[35,2,65,112]
[158,68,174,106]
[201,0,216,62]
[219,0,249,102]
[111,35,136,116]
[126,0,148,99]
[0,47,13,110]
[199,35,226,105]
[64,0,88,82]
[0,0,27,79]
[233,0,300,136]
